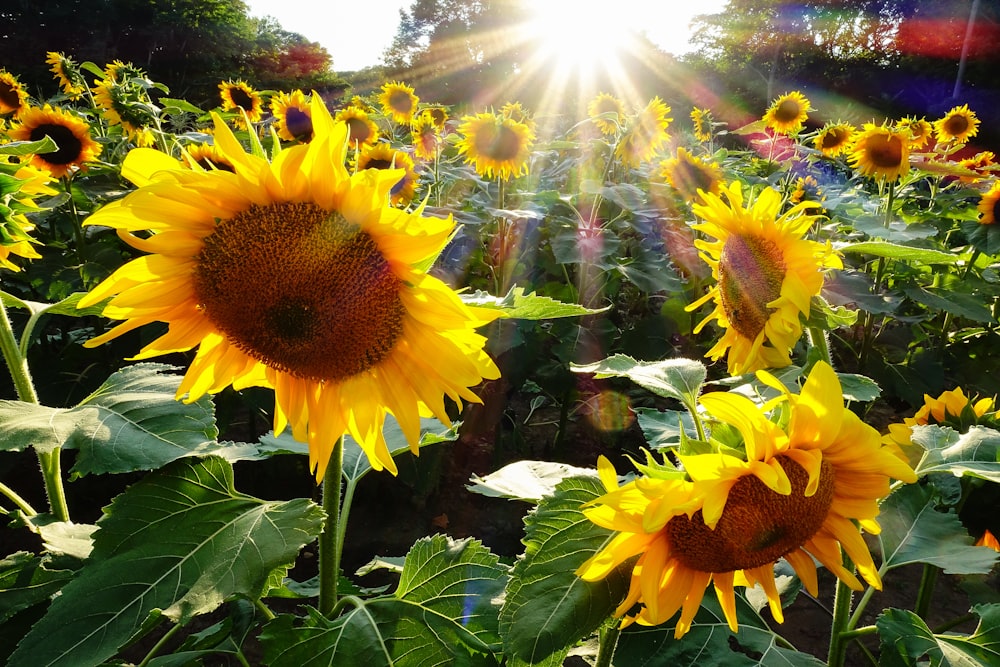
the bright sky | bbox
[243,0,727,72]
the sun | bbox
[524,2,634,76]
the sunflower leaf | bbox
[464,286,606,318]
[571,354,706,406]
[837,241,958,265]
[902,285,995,323]
[0,552,74,625]
[876,604,1000,667]
[467,460,597,502]
[877,482,998,574]
[7,456,323,667]
[499,475,630,664]
[912,424,1000,482]
[0,137,59,156]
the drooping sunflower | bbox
[884,387,996,448]
[578,362,917,638]
[410,113,441,161]
[895,116,933,150]
[686,181,842,374]
[92,81,156,147]
[789,175,822,205]
[587,92,626,136]
[659,147,723,202]
[335,106,379,149]
[456,112,535,181]
[615,97,672,168]
[271,89,314,142]
[690,107,713,142]
[8,105,102,179]
[978,181,1000,225]
[500,101,536,133]
[933,104,980,144]
[957,151,996,183]
[181,143,235,172]
[219,80,264,127]
[0,70,30,118]
[847,122,910,182]
[357,143,419,206]
[45,52,86,99]
[378,81,419,125]
[762,91,812,135]
[0,165,54,271]
[813,122,855,157]
[77,96,501,480]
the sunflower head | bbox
[46,52,87,99]
[335,106,379,149]
[181,143,235,172]
[762,91,812,135]
[0,70,30,119]
[218,80,264,127]
[92,80,157,146]
[8,104,102,179]
[978,181,1000,225]
[659,147,722,202]
[895,116,933,149]
[789,175,822,205]
[411,114,441,161]
[957,151,996,183]
[587,92,626,136]
[0,165,52,271]
[378,81,419,125]
[847,122,910,182]
[933,104,980,144]
[813,122,855,157]
[884,387,996,447]
[357,143,419,206]
[500,101,536,132]
[421,106,449,129]
[271,89,314,142]
[615,97,672,168]
[690,107,714,142]
[456,112,535,181]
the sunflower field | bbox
[2,38,1000,667]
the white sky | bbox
[243,0,727,72]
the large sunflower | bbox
[587,93,626,136]
[357,143,419,206]
[659,147,723,202]
[45,52,86,99]
[686,182,842,374]
[456,112,535,181]
[578,362,917,637]
[77,96,500,480]
[933,104,980,144]
[762,91,812,135]
[271,89,313,142]
[813,122,855,157]
[378,81,419,125]
[847,123,910,182]
[219,80,264,127]
[615,97,672,168]
[979,181,1000,225]
[0,70,29,118]
[335,106,379,149]
[8,105,102,178]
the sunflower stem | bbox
[595,620,622,667]
[318,435,344,616]
[827,550,856,667]
[0,480,37,517]
[914,563,940,620]
[807,325,833,367]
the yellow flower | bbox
[8,105,102,179]
[895,116,933,149]
[659,147,722,202]
[378,81,419,125]
[615,97,672,168]
[0,165,53,271]
[77,96,500,480]
[884,387,995,447]
[933,104,980,144]
[45,52,86,99]
[762,91,812,135]
[270,89,313,142]
[979,181,1000,225]
[92,81,156,147]
[421,106,449,129]
[181,143,235,172]
[587,93,626,136]
[813,122,855,157]
[686,182,842,374]
[976,530,1000,552]
[0,70,30,118]
[356,143,419,206]
[500,101,535,133]
[579,362,917,637]
[218,80,264,127]
[957,151,995,183]
[789,175,822,205]
[410,113,441,161]
[848,123,910,182]
[456,112,535,181]
[335,106,379,149]
[690,107,713,142]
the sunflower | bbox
[92,81,156,147]
[0,165,53,271]
[978,181,1000,225]
[456,112,535,181]
[500,101,535,133]
[357,143,419,206]
[421,106,449,129]
[659,147,722,202]
[762,91,812,135]
[378,81,419,125]
[8,105,102,179]
[45,52,86,99]
[411,113,441,161]
[976,530,1000,552]
[181,143,235,172]
[847,123,910,182]
[0,70,30,118]
[933,104,980,144]
[813,122,855,157]
[884,387,996,448]
[271,89,314,142]
[957,151,996,183]
[219,80,264,127]
[335,106,379,149]
[686,181,842,374]
[77,96,500,480]
[579,362,917,637]
[690,107,713,142]
[587,93,626,136]
[895,116,933,150]
[615,97,672,168]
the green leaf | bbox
[158,97,206,115]
[466,460,596,502]
[877,604,1000,667]
[912,425,1000,483]
[878,483,998,574]
[0,136,59,156]
[635,407,696,449]
[849,216,938,243]
[838,241,958,265]
[0,553,73,624]
[8,456,324,667]
[499,475,630,664]
[462,286,605,319]
[903,285,995,323]
[572,354,706,405]
[837,373,881,403]
[342,416,459,484]
[963,219,1000,256]
[0,292,107,318]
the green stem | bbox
[914,563,940,620]
[254,598,276,622]
[839,625,878,640]
[827,551,856,667]
[595,621,622,667]
[0,480,37,516]
[939,249,980,348]
[136,622,182,667]
[807,325,833,367]
[318,436,344,616]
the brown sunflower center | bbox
[389,90,413,114]
[867,135,904,168]
[675,161,716,195]
[285,107,312,139]
[667,456,835,572]
[29,123,83,165]
[822,129,846,149]
[476,124,522,161]
[363,158,394,171]
[0,80,19,109]
[992,198,1000,225]
[346,117,373,144]
[230,87,254,110]
[718,233,786,340]
[944,114,969,137]
[193,202,405,382]
[775,100,802,123]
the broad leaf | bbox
[572,354,706,406]
[0,136,59,156]
[878,483,998,574]
[8,456,324,667]
[903,285,995,323]
[342,416,459,484]
[0,553,73,624]
[912,425,1000,483]
[877,604,1000,667]
[499,475,630,664]
[467,460,596,502]
[635,407,697,449]
[838,241,958,264]
[462,286,605,319]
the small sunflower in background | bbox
[456,112,535,181]
[77,96,501,480]
[587,92,626,136]
[500,101,535,133]
[659,147,722,202]
[0,165,55,271]
[762,91,812,135]
[615,97,672,168]
[895,116,933,149]
[410,113,442,161]
[218,80,264,127]
[977,181,1000,225]
[848,122,910,182]
[686,181,842,374]
[421,106,449,129]
[813,122,855,157]
[0,70,30,118]
[933,104,980,145]
[956,151,995,184]
[8,105,102,178]
[789,175,823,205]
[270,89,313,142]
[92,81,156,147]
[578,362,917,637]
[356,143,419,206]
[883,387,996,449]
[690,107,713,142]
[378,81,419,125]
[181,143,235,172]
[336,106,379,149]
[45,52,87,100]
